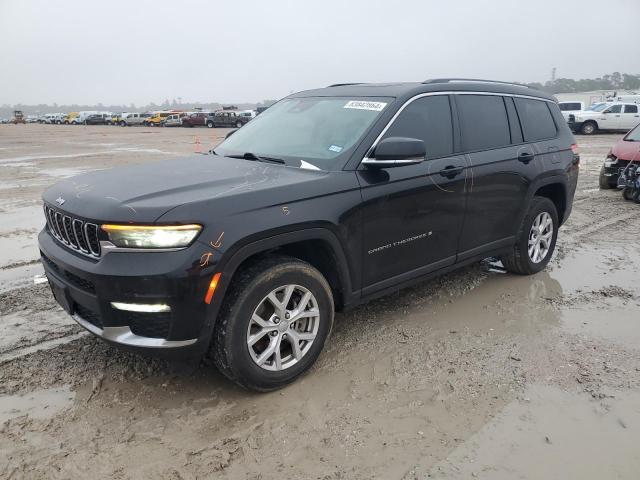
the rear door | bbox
[621,104,640,131]
[455,94,540,259]
[357,94,468,291]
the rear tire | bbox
[211,255,334,391]
[236,121,243,128]
[206,121,214,128]
[501,196,558,275]
[581,121,597,135]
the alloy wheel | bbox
[247,284,320,371]
[528,211,553,263]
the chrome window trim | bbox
[361,91,557,163]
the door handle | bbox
[518,152,535,164]
[439,165,464,178]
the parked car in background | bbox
[558,101,585,121]
[63,112,79,125]
[145,111,182,126]
[106,113,122,125]
[120,112,150,126]
[569,102,640,134]
[211,110,249,128]
[238,110,257,120]
[181,111,213,128]
[599,123,640,188]
[84,113,109,125]
[163,113,185,127]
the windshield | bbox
[214,97,391,170]
[589,103,609,112]
[625,124,640,141]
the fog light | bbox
[110,302,171,313]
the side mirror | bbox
[362,137,426,168]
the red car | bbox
[599,123,640,189]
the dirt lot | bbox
[1,124,639,479]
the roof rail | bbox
[423,78,530,88]
[327,83,365,87]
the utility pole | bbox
[551,67,556,82]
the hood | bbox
[612,138,640,161]
[43,155,327,223]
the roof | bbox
[292,78,556,102]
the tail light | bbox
[571,144,579,155]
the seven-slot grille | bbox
[44,204,101,257]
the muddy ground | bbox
[0,124,639,479]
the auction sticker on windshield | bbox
[343,100,387,111]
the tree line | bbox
[524,72,640,94]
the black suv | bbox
[39,79,579,391]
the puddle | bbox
[113,147,177,155]
[0,385,75,422]
[0,262,43,293]
[560,300,640,350]
[424,384,640,479]
[0,152,113,165]
[40,166,103,178]
[551,244,637,293]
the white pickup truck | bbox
[568,102,640,134]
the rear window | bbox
[457,95,510,151]
[514,98,557,141]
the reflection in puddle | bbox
[0,385,75,422]
[426,384,640,479]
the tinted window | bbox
[606,105,622,113]
[514,98,557,141]
[559,102,581,111]
[382,95,453,159]
[457,95,510,151]
[624,104,638,113]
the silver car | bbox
[163,114,184,127]
[120,112,150,126]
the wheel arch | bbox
[529,177,568,225]
[217,228,355,311]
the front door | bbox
[357,95,467,292]
[600,104,623,130]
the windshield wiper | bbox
[226,152,285,164]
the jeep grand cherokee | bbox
[39,79,579,391]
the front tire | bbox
[206,121,214,128]
[581,121,597,135]
[622,187,634,201]
[212,256,334,391]
[599,167,614,189]
[235,121,243,128]
[501,196,558,275]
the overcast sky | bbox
[1,0,639,105]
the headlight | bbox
[101,224,202,249]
